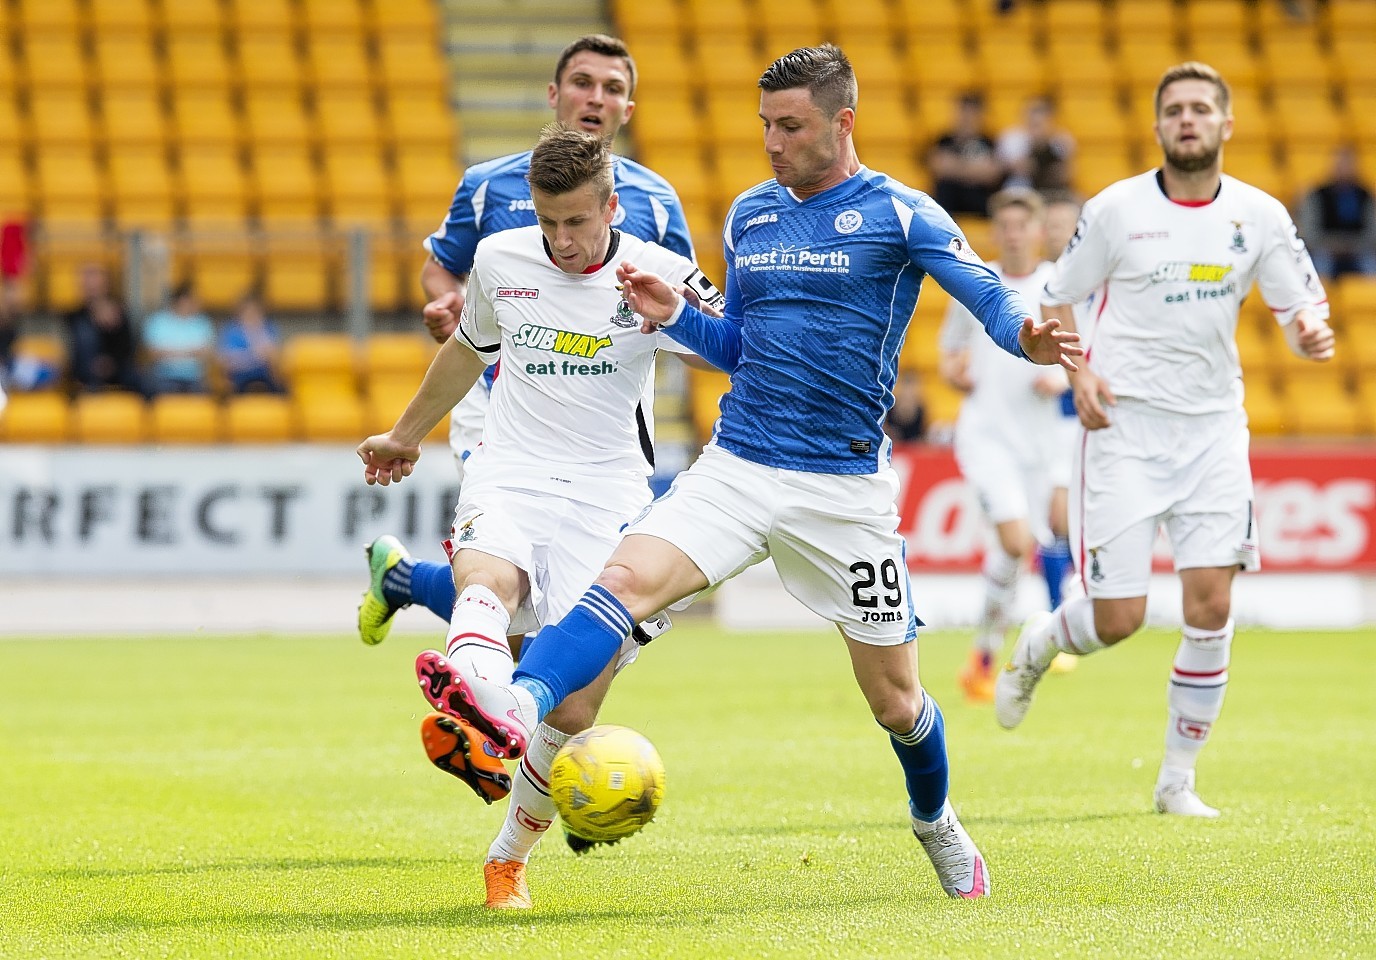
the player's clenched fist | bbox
[357,433,421,486]
[422,290,463,343]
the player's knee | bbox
[870,690,921,733]
[1183,593,1231,631]
[1094,603,1144,644]
[593,562,641,609]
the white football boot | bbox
[912,800,991,899]
[1154,769,1221,818]
[994,611,1056,729]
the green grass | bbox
[2,623,1374,959]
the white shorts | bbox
[1071,400,1259,599]
[1049,415,1078,490]
[446,481,642,670]
[627,444,919,645]
[448,380,490,482]
[954,431,1055,545]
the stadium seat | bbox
[11,334,66,381]
[0,391,73,442]
[184,246,259,311]
[894,0,965,36]
[362,334,434,379]
[323,150,394,227]
[282,333,356,386]
[243,91,313,148]
[374,34,448,92]
[73,392,148,444]
[1182,34,1262,91]
[609,0,684,39]
[100,89,169,150]
[92,34,161,91]
[177,144,253,227]
[236,33,305,91]
[687,367,730,442]
[683,0,752,36]
[625,36,694,101]
[1184,0,1252,34]
[225,393,296,443]
[394,148,462,218]
[384,91,458,150]
[758,0,827,59]
[1259,33,1332,91]
[89,0,154,34]
[150,394,224,444]
[1056,89,1132,147]
[363,373,427,434]
[0,95,28,153]
[1282,368,1362,435]
[304,33,375,93]
[28,90,96,147]
[35,148,105,216]
[230,0,298,35]
[170,90,242,150]
[1043,0,1109,37]
[1047,36,1118,93]
[160,0,224,31]
[1329,0,1376,32]
[1242,378,1286,436]
[165,32,235,90]
[109,146,178,229]
[840,37,908,96]
[694,34,761,93]
[705,90,768,146]
[975,32,1048,94]
[1270,90,1345,147]
[315,90,383,148]
[1338,276,1376,316]
[627,90,701,150]
[296,391,366,441]
[251,145,324,224]
[371,0,440,38]
[1116,35,1184,95]
[21,32,87,90]
[299,0,366,36]
[264,252,335,312]
[0,152,33,214]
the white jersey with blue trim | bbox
[707,167,1034,475]
[425,151,695,279]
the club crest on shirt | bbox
[834,209,863,234]
[610,297,638,328]
[1229,220,1247,253]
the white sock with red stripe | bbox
[487,722,566,863]
[976,547,1021,654]
[1025,594,1107,666]
[445,584,514,683]
[1162,620,1232,774]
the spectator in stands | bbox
[143,281,214,394]
[998,96,1076,194]
[217,290,283,393]
[926,92,1006,216]
[884,366,927,443]
[1298,144,1376,280]
[65,263,144,394]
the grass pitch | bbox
[3,622,1373,959]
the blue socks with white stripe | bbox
[887,691,949,823]
[382,558,458,621]
[512,584,634,720]
[1039,536,1074,609]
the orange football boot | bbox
[420,712,511,804]
[958,649,996,703]
[483,858,532,910]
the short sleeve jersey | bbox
[941,260,1065,457]
[712,167,1032,474]
[425,152,695,276]
[1041,170,1328,414]
[456,226,716,510]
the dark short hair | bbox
[1155,61,1231,116]
[527,123,614,203]
[554,34,637,97]
[758,44,857,118]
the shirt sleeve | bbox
[1255,198,1330,327]
[655,251,726,358]
[908,200,1030,360]
[1041,194,1116,307]
[453,256,501,363]
[423,170,483,278]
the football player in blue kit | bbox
[405,44,1081,900]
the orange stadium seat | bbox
[225,393,296,443]
[839,35,907,93]
[150,395,224,444]
[1271,90,1345,147]
[0,94,28,152]
[975,32,1049,94]
[1,392,73,442]
[1332,36,1376,92]
[15,0,78,31]
[683,0,752,36]
[73,392,148,444]
[394,148,461,222]
[1046,35,1118,92]
[1111,0,1177,38]
[264,253,335,313]
[1043,0,1109,37]
[693,33,761,93]
[1056,89,1132,148]
[35,148,105,219]
[1329,0,1376,32]
[628,90,700,150]
[705,90,767,146]
[184,247,259,312]
[1260,32,1332,91]
[821,0,893,36]
[757,0,827,59]
[363,373,437,436]
[1183,35,1262,92]
[1116,35,1183,94]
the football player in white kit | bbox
[938,188,1068,702]
[995,63,1336,818]
[356,125,722,908]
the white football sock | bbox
[487,722,567,863]
[1162,620,1232,773]
[1026,594,1107,665]
[977,546,1021,653]
[444,584,515,683]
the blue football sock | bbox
[513,585,634,720]
[1039,536,1074,609]
[886,692,948,823]
[380,558,414,607]
[408,559,458,621]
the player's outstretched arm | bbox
[618,261,743,371]
[356,336,488,485]
[1284,309,1335,362]
[1018,314,1082,370]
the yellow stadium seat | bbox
[1046,35,1118,92]
[705,89,767,146]
[1224,142,1283,195]
[93,34,161,91]
[0,96,28,152]
[375,34,447,91]
[371,0,439,38]
[976,32,1049,93]
[264,253,335,312]
[363,373,433,436]
[1116,35,1183,95]
[178,144,252,225]
[160,0,223,30]
[243,91,313,148]
[0,152,32,215]
[627,90,701,151]
[73,392,148,444]
[12,333,66,376]
[150,394,224,443]
[1328,0,1376,32]
[758,0,827,59]
[296,391,365,442]
[909,45,981,103]
[231,0,298,35]
[315,90,383,147]
[362,334,434,378]
[610,0,684,38]
[1074,145,1140,198]
[1338,276,1376,315]
[852,87,919,151]
[840,36,908,94]
[323,150,394,227]
[1184,0,1252,33]
[1112,0,1177,37]
[1271,90,1345,147]
[300,0,365,35]
[625,36,694,101]
[28,90,95,147]
[282,332,356,386]
[694,34,761,92]
[394,148,461,213]
[305,33,374,92]
[21,32,87,89]
[186,250,259,312]
[89,0,154,34]
[170,91,241,150]
[224,393,295,442]
[1260,32,1332,90]
[236,33,304,91]
[1056,89,1132,147]
[1044,1,1109,36]
[383,91,456,149]
[165,32,234,90]
[1333,37,1376,91]
[1182,34,1262,91]
[35,148,104,210]
[1242,378,1286,436]
[1282,369,1363,435]
[683,0,752,35]
[1,392,73,442]
[101,89,169,152]
[109,146,177,229]
[251,145,324,224]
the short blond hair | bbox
[987,186,1045,219]
[1155,61,1231,116]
